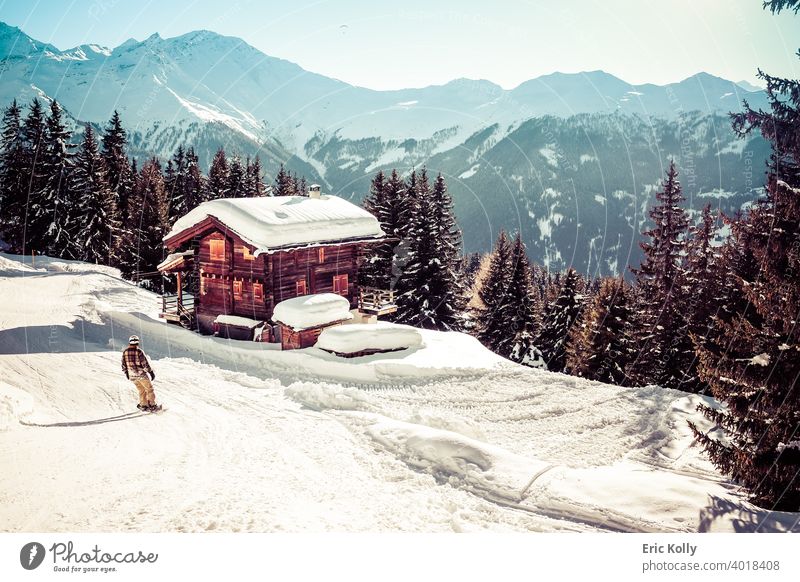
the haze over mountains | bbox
[0,22,769,274]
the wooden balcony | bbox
[160,293,196,328]
[358,287,397,316]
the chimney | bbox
[308,184,322,199]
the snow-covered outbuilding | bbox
[158,191,395,335]
[272,293,354,349]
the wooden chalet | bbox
[158,187,396,337]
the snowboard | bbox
[137,405,164,413]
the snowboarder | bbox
[121,335,159,411]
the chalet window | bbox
[333,274,349,296]
[253,282,264,301]
[242,246,255,261]
[296,279,307,296]
[318,247,325,263]
[210,239,225,261]
[233,280,243,300]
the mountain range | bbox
[0,22,770,275]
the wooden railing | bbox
[161,293,196,327]
[358,287,397,315]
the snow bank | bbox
[273,293,353,330]
[366,418,551,502]
[0,255,44,276]
[316,322,424,354]
[165,195,385,253]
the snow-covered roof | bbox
[157,250,194,272]
[164,195,385,254]
[214,314,263,328]
[273,293,354,330]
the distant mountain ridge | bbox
[0,21,769,274]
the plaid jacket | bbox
[121,346,153,379]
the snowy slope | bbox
[0,254,797,533]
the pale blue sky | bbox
[1,0,797,89]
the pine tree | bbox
[244,155,265,197]
[626,161,692,388]
[565,277,635,384]
[164,146,185,221]
[681,204,720,392]
[100,110,132,221]
[183,147,205,211]
[394,169,466,330]
[535,268,585,372]
[71,125,119,265]
[165,146,203,221]
[0,100,24,250]
[502,233,542,366]
[359,170,389,287]
[19,99,48,254]
[689,9,800,509]
[475,230,512,352]
[295,174,307,197]
[227,155,245,198]
[360,169,409,289]
[207,148,228,200]
[37,100,75,258]
[273,163,295,196]
[121,158,169,281]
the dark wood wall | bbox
[195,229,361,322]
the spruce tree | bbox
[535,268,584,372]
[565,277,635,384]
[207,148,228,199]
[359,170,389,287]
[475,230,512,352]
[164,146,185,221]
[71,125,119,265]
[394,169,465,331]
[227,155,245,198]
[273,163,295,196]
[689,5,800,509]
[248,155,265,197]
[361,169,409,289]
[37,100,75,257]
[100,111,132,219]
[121,158,169,282]
[626,161,692,388]
[183,147,205,211]
[19,99,48,254]
[681,204,720,392]
[294,174,307,197]
[502,233,542,366]
[0,100,24,250]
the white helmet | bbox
[128,335,140,345]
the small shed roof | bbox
[272,293,354,330]
[163,195,384,254]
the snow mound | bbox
[273,293,354,330]
[366,418,550,502]
[285,382,374,412]
[0,255,44,276]
[165,195,385,253]
[316,322,424,354]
